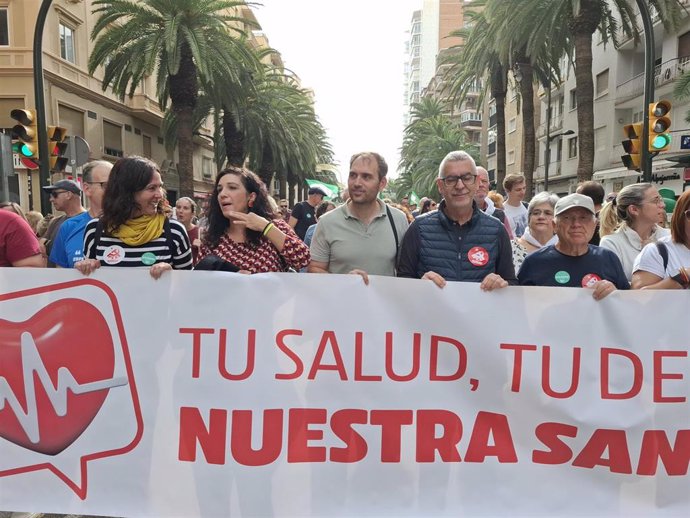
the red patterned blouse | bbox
[197,218,310,273]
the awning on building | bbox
[593,166,638,182]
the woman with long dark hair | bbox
[75,156,192,279]
[197,166,309,272]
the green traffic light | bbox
[651,134,671,150]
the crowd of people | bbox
[1,150,689,295]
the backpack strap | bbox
[656,241,669,271]
[386,205,399,253]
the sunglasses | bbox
[49,190,68,198]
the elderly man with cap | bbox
[289,185,328,240]
[517,193,629,299]
[49,161,112,267]
[40,179,86,267]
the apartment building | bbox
[531,4,690,196]
[0,0,264,211]
[404,0,464,125]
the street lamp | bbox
[544,129,574,191]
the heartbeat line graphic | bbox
[0,331,128,444]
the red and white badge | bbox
[467,246,489,267]
[103,245,125,265]
[581,273,601,288]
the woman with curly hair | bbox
[197,166,310,273]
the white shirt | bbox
[503,202,528,238]
[632,234,690,279]
[600,224,670,281]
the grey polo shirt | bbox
[310,200,409,276]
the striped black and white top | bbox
[83,217,193,270]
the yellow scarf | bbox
[112,214,165,246]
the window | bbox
[103,121,123,157]
[0,9,8,46]
[508,117,517,133]
[678,30,690,61]
[594,127,607,152]
[569,89,577,110]
[143,135,152,158]
[633,110,644,123]
[556,139,563,161]
[568,136,578,159]
[557,96,564,117]
[595,69,609,96]
[58,104,85,137]
[507,149,515,165]
[59,22,76,63]
[202,157,214,178]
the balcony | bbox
[615,56,690,104]
[536,114,564,139]
[460,111,482,128]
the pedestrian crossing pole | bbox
[636,0,655,181]
[33,0,54,214]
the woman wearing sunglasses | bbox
[632,189,690,289]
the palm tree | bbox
[397,97,476,198]
[502,0,684,181]
[88,0,261,197]
[443,4,509,190]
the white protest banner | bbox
[0,268,689,516]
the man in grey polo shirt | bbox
[308,151,408,283]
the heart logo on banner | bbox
[0,299,116,455]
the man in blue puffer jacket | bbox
[397,150,517,290]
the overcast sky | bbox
[254,0,423,183]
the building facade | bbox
[0,0,267,211]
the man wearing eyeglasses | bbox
[397,150,516,290]
[49,161,112,268]
[518,193,628,299]
[40,179,86,266]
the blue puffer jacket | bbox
[415,205,503,281]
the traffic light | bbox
[10,108,39,161]
[621,123,642,171]
[648,100,672,152]
[47,125,68,172]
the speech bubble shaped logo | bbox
[0,279,143,499]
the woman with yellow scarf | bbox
[76,156,192,279]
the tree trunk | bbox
[491,64,508,193]
[223,110,245,167]
[571,1,599,183]
[169,43,198,199]
[516,54,536,199]
[258,144,275,188]
[175,107,195,198]
[280,174,287,200]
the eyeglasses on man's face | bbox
[439,173,477,187]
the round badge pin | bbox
[554,271,570,284]
[467,246,489,267]
[581,273,601,288]
[103,245,125,265]
[141,252,157,266]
